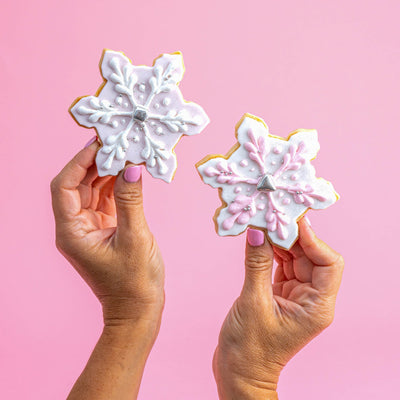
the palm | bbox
[62,166,118,247]
[271,241,327,319]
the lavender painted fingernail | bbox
[124,166,142,183]
[84,136,97,148]
[247,228,265,247]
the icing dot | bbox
[156,127,163,135]
[121,119,126,124]
[163,97,171,106]
[282,198,291,205]
[271,161,276,165]
[260,195,265,200]
[257,203,266,210]
[154,103,160,109]
[111,120,118,128]
[240,160,248,167]
[250,167,255,172]
[234,187,242,193]
[135,126,140,132]
[133,135,140,142]
[278,191,284,198]
[105,136,115,145]
[291,174,298,181]
[139,94,144,101]
[115,96,123,105]
[123,102,129,108]
[150,121,156,126]
[247,188,251,192]
[139,84,146,92]
[282,176,287,180]
[273,146,282,154]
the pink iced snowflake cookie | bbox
[196,114,339,249]
[70,49,209,182]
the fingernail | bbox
[304,216,312,226]
[247,228,265,247]
[84,136,97,148]
[124,166,142,183]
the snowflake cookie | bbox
[196,114,339,249]
[70,49,209,182]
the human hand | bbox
[51,139,165,329]
[213,218,344,399]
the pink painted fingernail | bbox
[304,216,312,226]
[247,228,265,247]
[124,166,142,183]
[84,136,97,148]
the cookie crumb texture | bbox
[70,50,209,183]
[197,114,339,249]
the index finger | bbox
[298,218,344,296]
[50,141,99,221]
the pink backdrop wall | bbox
[1,0,399,398]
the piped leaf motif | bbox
[70,50,209,183]
[197,115,339,249]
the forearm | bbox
[67,320,160,400]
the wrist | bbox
[100,292,165,325]
[102,316,162,354]
[217,378,278,400]
[215,370,279,400]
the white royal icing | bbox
[70,50,209,182]
[197,114,339,249]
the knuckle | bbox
[54,236,65,254]
[336,254,345,269]
[50,176,60,194]
[314,309,335,331]
[245,252,273,271]
[115,189,143,206]
[321,312,335,328]
[331,251,344,267]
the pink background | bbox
[1,0,399,398]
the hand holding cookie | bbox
[50,140,165,327]
[212,218,344,399]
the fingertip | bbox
[247,228,265,247]
[298,217,339,266]
[84,136,98,148]
[298,216,315,240]
[123,165,142,183]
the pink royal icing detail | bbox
[204,160,258,185]
[222,195,257,230]
[197,114,339,249]
[273,145,282,154]
[243,129,269,174]
[265,192,290,240]
[283,183,327,207]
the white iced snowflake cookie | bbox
[70,49,209,182]
[196,114,339,249]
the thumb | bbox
[243,228,274,297]
[114,165,149,243]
